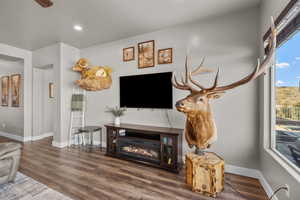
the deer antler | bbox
[209,17,276,92]
[173,17,276,95]
[172,56,215,92]
[191,57,214,75]
[172,57,198,93]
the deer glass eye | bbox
[198,98,204,102]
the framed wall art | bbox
[123,47,135,62]
[158,48,173,64]
[1,76,9,106]
[49,82,54,98]
[138,40,155,68]
[11,74,21,107]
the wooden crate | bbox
[186,152,224,198]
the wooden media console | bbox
[105,123,183,173]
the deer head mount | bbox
[173,19,277,152]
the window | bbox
[274,30,300,170]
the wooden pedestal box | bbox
[186,152,224,198]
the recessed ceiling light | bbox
[73,25,83,31]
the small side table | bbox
[78,126,103,151]
[186,152,224,198]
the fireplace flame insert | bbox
[117,134,160,164]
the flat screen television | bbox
[120,72,173,109]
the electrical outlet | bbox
[284,184,290,199]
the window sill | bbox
[264,147,300,183]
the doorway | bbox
[32,65,56,140]
[0,54,24,140]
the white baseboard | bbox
[52,140,69,148]
[23,136,32,142]
[31,132,53,141]
[225,164,276,200]
[0,131,54,142]
[0,131,26,142]
[225,164,261,178]
[258,172,278,200]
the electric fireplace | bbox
[117,136,160,164]
[105,123,183,173]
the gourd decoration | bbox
[73,58,112,91]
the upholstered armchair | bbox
[0,143,21,184]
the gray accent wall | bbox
[81,7,261,169]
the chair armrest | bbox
[0,143,21,158]
[0,149,21,160]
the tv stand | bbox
[105,123,183,173]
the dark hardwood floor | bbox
[0,136,269,200]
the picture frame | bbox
[138,40,155,68]
[1,76,9,106]
[123,47,135,62]
[11,74,21,107]
[49,82,54,98]
[158,48,173,64]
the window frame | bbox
[265,0,300,177]
[270,59,300,174]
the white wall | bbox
[0,60,24,136]
[59,43,80,144]
[81,7,261,169]
[0,43,32,140]
[260,1,300,200]
[33,43,80,145]
[43,68,55,133]
[33,44,60,142]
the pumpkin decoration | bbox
[73,58,113,91]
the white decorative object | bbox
[114,117,120,125]
[106,106,126,125]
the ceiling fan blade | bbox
[34,0,53,8]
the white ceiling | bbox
[0,0,260,50]
[0,55,23,72]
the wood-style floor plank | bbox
[0,136,269,200]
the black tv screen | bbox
[120,72,173,109]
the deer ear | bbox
[207,92,224,99]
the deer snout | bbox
[175,100,187,113]
[175,101,184,107]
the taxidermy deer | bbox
[173,19,277,154]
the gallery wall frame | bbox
[11,74,21,107]
[123,47,135,62]
[1,76,9,106]
[49,82,54,98]
[138,40,155,69]
[158,48,173,64]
